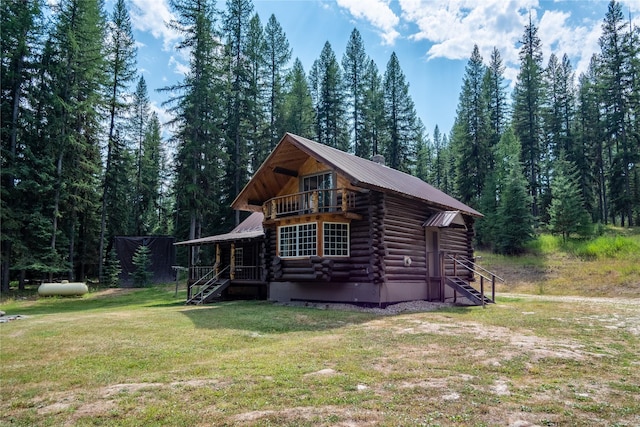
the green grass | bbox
[1,285,639,426]
[479,226,640,297]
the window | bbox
[234,247,244,266]
[302,172,334,211]
[323,223,349,257]
[278,223,317,258]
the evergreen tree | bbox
[103,248,121,288]
[451,45,491,206]
[131,75,151,234]
[131,244,152,287]
[430,125,445,189]
[309,42,349,150]
[139,113,164,234]
[263,14,291,148]
[548,159,592,241]
[1,0,44,291]
[485,47,509,146]
[414,121,431,182]
[598,0,637,226]
[494,166,534,255]
[512,16,545,219]
[223,0,255,224]
[244,13,268,174]
[282,58,315,138]
[342,28,368,156]
[361,58,384,157]
[577,56,607,223]
[41,0,107,280]
[99,0,138,282]
[382,52,417,171]
[165,0,227,259]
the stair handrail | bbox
[444,254,501,306]
[188,265,230,304]
[450,254,505,283]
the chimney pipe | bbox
[371,154,385,166]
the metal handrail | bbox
[189,265,230,303]
[445,254,493,283]
[450,254,505,283]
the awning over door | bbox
[422,211,467,229]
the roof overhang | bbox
[423,211,467,229]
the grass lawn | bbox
[1,284,639,426]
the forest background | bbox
[1,0,639,291]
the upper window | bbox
[302,172,335,212]
[302,172,333,192]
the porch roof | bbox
[423,210,467,229]
[174,212,264,246]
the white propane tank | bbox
[38,281,89,296]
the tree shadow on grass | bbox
[179,300,382,334]
[1,286,184,316]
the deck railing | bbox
[263,188,357,219]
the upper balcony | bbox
[262,188,361,222]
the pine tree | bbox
[165,0,227,257]
[548,159,592,241]
[382,52,417,171]
[99,0,138,283]
[1,0,44,291]
[103,248,122,288]
[139,113,164,234]
[310,42,349,151]
[494,166,534,255]
[245,13,268,174]
[512,16,545,219]
[131,75,151,234]
[451,45,491,206]
[485,47,509,145]
[223,0,254,226]
[263,14,291,148]
[577,56,607,223]
[598,0,637,226]
[42,0,107,280]
[131,244,152,287]
[361,58,384,157]
[282,58,315,138]
[342,28,368,156]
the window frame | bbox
[322,222,350,257]
[278,222,318,258]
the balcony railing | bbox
[263,188,357,220]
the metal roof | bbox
[423,211,467,228]
[174,212,264,246]
[281,133,482,217]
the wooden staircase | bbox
[445,276,494,305]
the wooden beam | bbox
[273,166,298,177]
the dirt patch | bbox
[232,405,382,426]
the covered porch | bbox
[174,212,267,303]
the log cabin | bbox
[176,133,500,306]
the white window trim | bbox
[323,222,350,257]
[278,222,318,258]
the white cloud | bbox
[168,55,190,77]
[129,0,181,51]
[336,0,401,45]
[399,0,537,64]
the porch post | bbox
[215,244,221,275]
[230,243,235,280]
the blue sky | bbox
[122,0,640,139]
